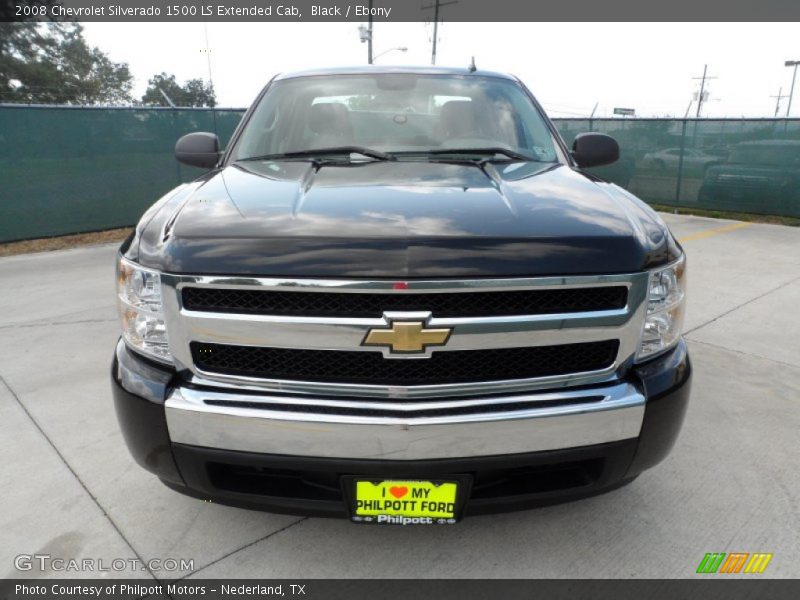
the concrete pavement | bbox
[1,213,798,579]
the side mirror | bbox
[571,132,619,168]
[175,132,220,169]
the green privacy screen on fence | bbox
[557,118,800,218]
[1,105,799,242]
[0,106,245,243]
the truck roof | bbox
[274,65,519,81]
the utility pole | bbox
[692,64,717,118]
[588,101,598,130]
[203,23,218,134]
[770,87,788,117]
[368,0,373,64]
[158,88,176,108]
[357,3,374,65]
[421,0,458,65]
[785,60,800,117]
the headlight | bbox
[636,255,687,361]
[116,256,172,363]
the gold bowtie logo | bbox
[363,320,452,354]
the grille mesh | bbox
[191,340,620,386]
[182,286,628,318]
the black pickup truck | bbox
[112,67,691,524]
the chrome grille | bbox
[191,340,620,386]
[181,286,628,318]
[160,273,649,399]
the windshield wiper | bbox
[420,147,538,162]
[238,146,394,163]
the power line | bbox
[543,108,592,117]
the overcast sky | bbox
[82,22,800,118]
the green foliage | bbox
[141,73,217,108]
[0,22,133,105]
[347,95,377,110]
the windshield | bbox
[230,74,559,162]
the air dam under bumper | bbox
[111,338,691,516]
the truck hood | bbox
[136,160,676,277]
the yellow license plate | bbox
[353,480,459,524]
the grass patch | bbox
[0,228,133,258]
[651,204,800,227]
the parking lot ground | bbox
[1,213,798,579]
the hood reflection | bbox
[139,159,672,277]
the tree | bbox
[0,22,133,104]
[141,73,217,108]
[347,95,377,110]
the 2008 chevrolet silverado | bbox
[112,67,691,524]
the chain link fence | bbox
[1,105,799,243]
[0,105,243,243]
[558,118,800,217]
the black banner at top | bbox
[4,0,800,22]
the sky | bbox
[81,22,800,118]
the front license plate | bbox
[349,479,462,525]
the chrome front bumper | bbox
[164,382,645,460]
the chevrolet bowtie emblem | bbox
[363,320,452,355]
